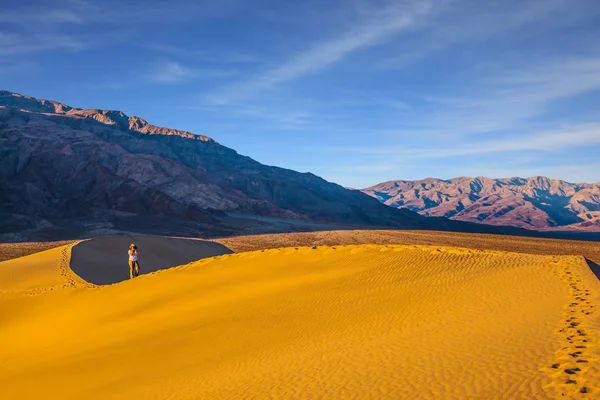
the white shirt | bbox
[128,249,138,262]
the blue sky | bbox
[2,0,600,188]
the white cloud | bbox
[207,0,434,105]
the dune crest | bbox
[1,244,599,398]
[0,243,91,298]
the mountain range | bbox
[362,177,600,231]
[3,90,598,241]
[1,89,495,241]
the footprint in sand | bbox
[566,368,581,373]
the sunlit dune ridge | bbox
[1,243,600,399]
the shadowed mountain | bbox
[362,177,600,231]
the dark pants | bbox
[129,261,140,279]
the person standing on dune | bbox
[128,244,140,279]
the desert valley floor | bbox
[1,230,600,399]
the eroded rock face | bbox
[363,177,600,231]
[1,90,442,237]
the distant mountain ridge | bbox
[362,177,600,231]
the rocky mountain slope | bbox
[362,177,600,231]
[2,90,500,240]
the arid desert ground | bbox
[1,230,599,399]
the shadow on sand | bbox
[70,234,233,285]
[585,258,600,280]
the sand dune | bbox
[1,243,599,398]
[215,229,600,265]
[70,235,232,284]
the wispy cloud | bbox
[85,81,129,91]
[102,0,243,22]
[0,0,90,25]
[139,43,258,64]
[146,61,198,84]
[0,0,135,56]
[0,33,83,54]
[236,107,313,129]
[378,0,589,69]
[318,97,411,111]
[408,55,600,137]
[0,0,243,59]
[0,59,36,73]
[423,123,600,157]
[186,103,314,130]
[0,0,242,26]
[145,61,236,84]
[331,163,395,173]
[335,123,600,158]
[207,0,434,105]
[0,9,85,24]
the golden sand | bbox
[0,244,89,295]
[1,244,599,399]
[214,229,600,265]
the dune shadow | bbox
[584,258,600,280]
[70,234,233,285]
